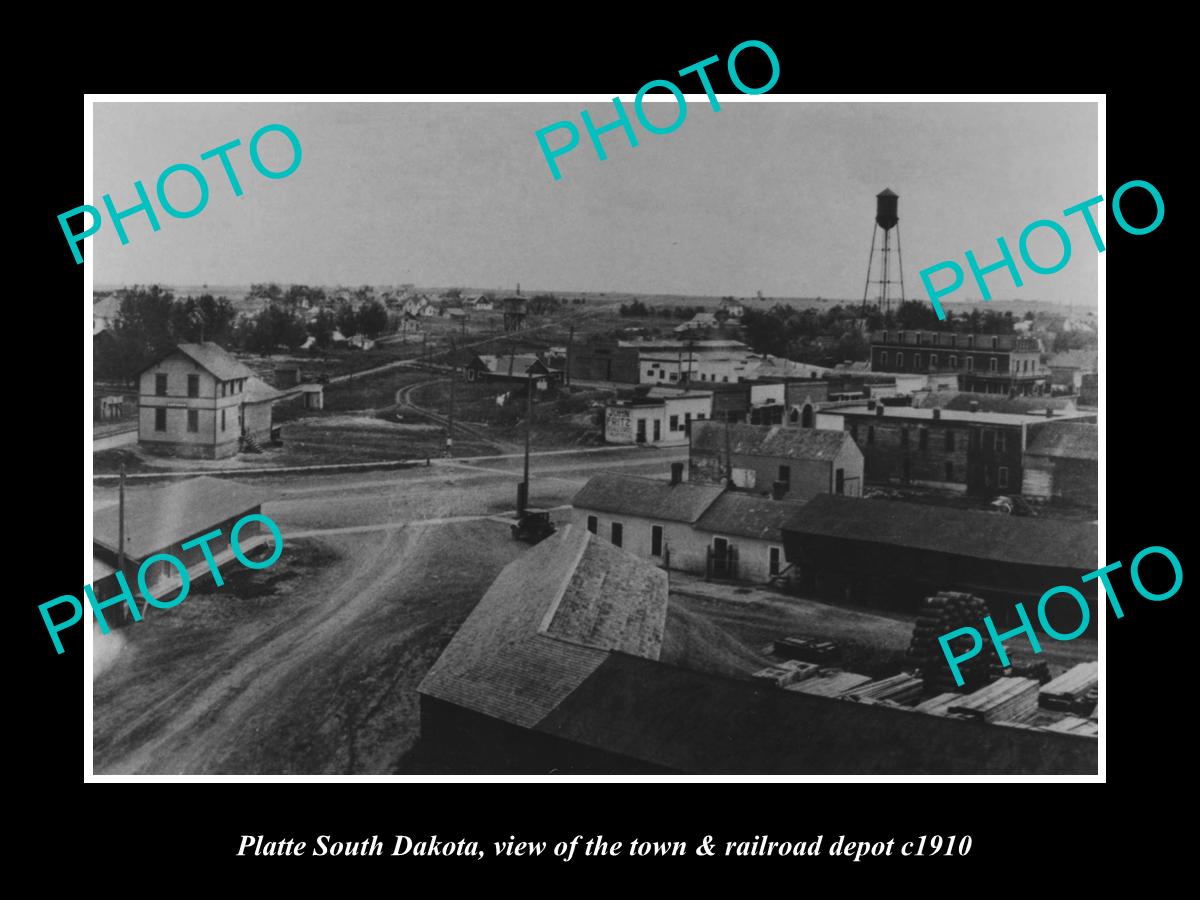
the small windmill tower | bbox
[861,188,906,314]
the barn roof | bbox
[135,342,257,381]
[690,422,852,462]
[694,492,807,542]
[417,525,668,728]
[572,474,724,523]
[782,494,1097,571]
[1025,422,1098,461]
[93,476,267,561]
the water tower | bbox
[861,188,906,314]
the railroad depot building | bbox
[869,330,1049,395]
[463,353,561,386]
[417,526,1096,774]
[689,422,863,500]
[603,388,712,446]
[136,342,282,459]
[781,494,1099,634]
[91,476,273,625]
[820,402,1095,496]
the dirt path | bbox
[94,519,523,774]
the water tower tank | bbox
[875,188,899,231]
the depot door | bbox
[636,418,646,444]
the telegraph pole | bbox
[446,338,456,457]
[566,325,575,387]
[521,371,533,514]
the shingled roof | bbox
[135,342,257,381]
[418,525,668,728]
[690,422,851,462]
[571,474,724,523]
[93,476,267,561]
[694,492,807,541]
[782,494,1097,570]
[1025,422,1098,461]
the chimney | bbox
[932,408,942,420]
[867,398,877,411]
[771,481,788,500]
[968,400,980,413]
[670,462,684,485]
[876,404,884,417]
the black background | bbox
[20,23,1185,886]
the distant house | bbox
[91,477,274,626]
[719,298,745,319]
[464,354,561,385]
[1021,422,1098,510]
[346,334,376,350]
[688,422,863,499]
[474,296,495,311]
[603,388,712,446]
[674,312,718,333]
[135,342,281,459]
[1047,351,1098,394]
[442,307,467,319]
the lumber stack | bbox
[1039,661,1098,711]
[908,591,1004,694]
[913,692,964,716]
[786,670,872,698]
[753,659,821,688]
[947,677,1039,723]
[845,673,924,705]
[1044,716,1099,737]
[773,636,841,664]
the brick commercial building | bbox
[870,330,1049,395]
[567,340,641,383]
[823,402,1095,497]
[136,342,282,459]
[689,421,863,500]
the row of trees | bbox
[95,285,393,379]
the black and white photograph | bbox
[79,97,1107,777]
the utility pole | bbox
[566,325,574,388]
[521,371,533,514]
[446,338,456,457]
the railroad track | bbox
[393,379,508,448]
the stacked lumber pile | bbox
[913,693,964,716]
[908,591,1004,694]
[1039,661,1098,712]
[1044,716,1099,737]
[773,636,841,664]
[845,673,924,705]
[786,670,872,698]
[752,659,821,688]
[947,677,1039,723]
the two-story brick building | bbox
[869,330,1048,395]
[822,401,1095,496]
[136,342,281,459]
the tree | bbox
[312,309,337,348]
[356,299,388,338]
[334,300,358,335]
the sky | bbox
[92,100,1099,306]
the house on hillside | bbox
[136,342,281,459]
